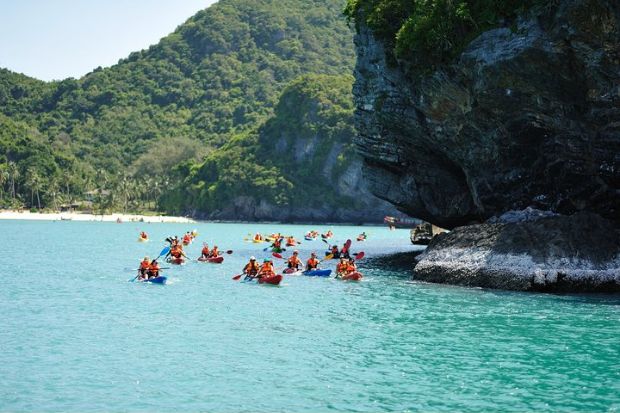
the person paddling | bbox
[138,256,150,280]
[148,259,161,279]
[330,244,340,259]
[306,252,320,271]
[200,243,210,259]
[287,250,302,271]
[243,256,260,280]
[336,256,349,278]
[271,237,283,252]
[209,245,220,258]
[257,258,276,279]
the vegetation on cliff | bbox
[344,0,540,70]
[160,74,364,217]
[0,0,358,216]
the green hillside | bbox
[0,0,384,220]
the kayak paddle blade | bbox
[354,252,365,260]
[232,274,242,280]
[272,252,283,259]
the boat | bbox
[283,268,302,275]
[198,256,224,263]
[140,276,167,285]
[242,274,283,285]
[138,237,148,242]
[169,257,185,265]
[304,235,317,241]
[339,272,363,281]
[252,239,264,243]
[356,236,366,242]
[302,269,332,277]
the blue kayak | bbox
[303,269,332,277]
[142,276,167,285]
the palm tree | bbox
[0,164,8,204]
[8,161,19,200]
[26,168,42,209]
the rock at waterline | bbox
[413,213,620,293]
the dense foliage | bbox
[160,74,361,216]
[344,0,539,70]
[0,0,356,213]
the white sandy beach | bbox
[0,210,195,223]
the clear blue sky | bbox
[0,0,217,81]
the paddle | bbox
[130,246,170,282]
[354,251,365,260]
[232,274,243,280]
[272,252,283,259]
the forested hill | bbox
[0,0,394,221]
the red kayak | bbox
[340,272,363,281]
[170,257,185,265]
[283,268,302,275]
[198,256,224,263]
[258,274,283,285]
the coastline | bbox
[0,210,195,224]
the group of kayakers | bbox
[240,250,359,280]
[200,243,220,259]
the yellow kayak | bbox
[252,239,264,243]
[138,237,149,242]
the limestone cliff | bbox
[351,0,620,291]
[352,0,619,229]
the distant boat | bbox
[60,216,72,221]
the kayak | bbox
[283,268,302,275]
[138,237,148,242]
[252,239,264,243]
[169,257,185,265]
[339,271,363,281]
[356,237,366,242]
[140,276,167,285]
[304,236,316,241]
[285,242,296,247]
[303,269,332,277]
[198,256,224,263]
[259,274,283,285]
[242,274,283,285]
[271,247,285,253]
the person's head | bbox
[151,259,158,265]
[293,250,299,255]
[340,256,347,262]
[213,245,218,249]
[349,258,355,263]
[311,252,316,258]
[264,258,271,263]
[144,256,149,261]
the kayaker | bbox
[336,256,349,278]
[287,251,302,270]
[271,237,283,252]
[243,256,260,279]
[138,256,150,280]
[254,233,263,242]
[170,244,187,261]
[257,258,275,279]
[306,253,320,271]
[330,245,340,259]
[209,245,220,258]
[148,259,160,279]
[200,243,210,259]
[341,242,351,259]
[140,231,148,239]
[348,258,358,274]
[183,232,192,245]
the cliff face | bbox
[353,0,620,230]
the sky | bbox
[0,0,218,81]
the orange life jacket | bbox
[288,256,302,267]
[140,260,150,270]
[244,261,259,275]
[202,246,210,255]
[259,262,275,277]
[307,258,319,269]
[337,262,349,273]
[211,247,219,257]
[148,263,160,275]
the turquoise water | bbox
[0,220,618,412]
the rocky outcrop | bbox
[353,0,620,229]
[413,213,620,292]
[351,0,620,291]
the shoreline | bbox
[0,210,400,227]
[0,210,195,224]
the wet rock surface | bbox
[413,213,620,292]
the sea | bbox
[0,220,618,412]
